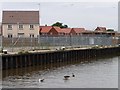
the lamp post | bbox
[70,34,72,47]
[31,36,32,50]
[38,3,40,49]
[17,22,19,37]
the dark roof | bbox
[95,27,106,31]
[2,11,39,24]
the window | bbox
[8,25,12,30]
[8,34,12,38]
[61,33,64,35]
[30,34,34,38]
[18,33,24,37]
[59,33,63,35]
[19,25,23,30]
[50,32,52,35]
[29,25,34,30]
[42,33,47,35]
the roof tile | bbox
[72,28,85,33]
[2,11,39,24]
[61,28,72,33]
[40,26,52,33]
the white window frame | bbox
[8,25,12,30]
[18,24,23,30]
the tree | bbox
[107,29,114,32]
[52,22,68,28]
[62,25,68,28]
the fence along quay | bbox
[2,46,120,70]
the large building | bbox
[2,11,40,37]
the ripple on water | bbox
[2,57,118,88]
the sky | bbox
[0,1,118,31]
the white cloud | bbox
[0,2,118,31]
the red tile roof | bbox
[53,26,63,33]
[40,26,53,33]
[2,11,39,24]
[72,28,85,33]
[61,28,72,33]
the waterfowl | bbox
[64,76,70,80]
[39,78,44,82]
[72,73,75,77]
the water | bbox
[2,56,118,88]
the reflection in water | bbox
[2,56,118,88]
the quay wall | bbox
[2,47,120,70]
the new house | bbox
[71,28,86,35]
[95,27,106,32]
[2,11,40,37]
[61,28,72,35]
[40,26,63,36]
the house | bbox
[71,28,86,35]
[95,27,107,32]
[40,26,53,35]
[62,27,90,36]
[82,30,94,36]
[62,28,87,36]
[61,28,72,35]
[40,26,63,36]
[53,26,64,35]
[2,11,39,38]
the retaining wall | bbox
[2,47,120,70]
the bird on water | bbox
[39,78,44,82]
[64,75,70,80]
[72,73,75,77]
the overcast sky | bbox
[0,2,118,31]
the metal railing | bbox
[1,35,119,52]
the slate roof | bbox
[2,11,39,24]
